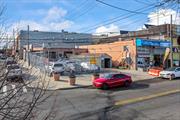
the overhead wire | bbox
[65,0,90,19]
[96,0,148,14]
[133,0,154,5]
[83,6,160,32]
[69,2,97,21]
[76,1,167,33]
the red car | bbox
[93,73,132,89]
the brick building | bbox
[80,38,171,70]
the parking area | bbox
[19,60,156,90]
[0,54,156,91]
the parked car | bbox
[159,67,180,79]
[6,64,23,80]
[80,62,100,72]
[148,67,163,76]
[65,62,83,73]
[5,57,17,67]
[0,55,7,65]
[93,73,132,89]
[46,62,65,76]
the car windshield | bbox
[7,65,20,70]
[0,56,6,60]
[54,64,63,67]
[166,67,176,71]
[101,74,113,79]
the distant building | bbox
[95,24,179,43]
[16,30,93,49]
[16,30,93,59]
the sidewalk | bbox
[20,61,93,90]
[19,61,155,90]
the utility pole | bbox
[27,25,30,66]
[170,14,173,67]
[13,29,15,56]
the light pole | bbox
[170,14,173,67]
[27,25,31,66]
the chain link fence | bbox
[26,52,101,76]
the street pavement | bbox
[1,62,179,120]
[2,61,179,120]
[34,77,180,120]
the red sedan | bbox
[93,73,132,89]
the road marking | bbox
[2,84,28,96]
[11,84,17,95]
[23,86,28,93]
[115,89,180,107]
[2,86,7,96]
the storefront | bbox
[136,38,170,70]
[172,36,180,67]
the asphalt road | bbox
[33,77,180,120]
[1,64,179,120]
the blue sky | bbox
[4,0,179,34]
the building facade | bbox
[16,30,93,59]
[80,38,172,70]
[89,24,180,68]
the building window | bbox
[177,36,180,45]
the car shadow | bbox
[134,77,167,84]
[158,77,180,80]
[103,82,149,93]
[98,77,168,92]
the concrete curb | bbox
[56,85,93,90]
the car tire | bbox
[18,76,23,83]
[124,81,131,87]
[102,83,109,90]
[170,74,175,80]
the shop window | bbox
[177,36,180,45]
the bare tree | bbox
[0,2,56,120]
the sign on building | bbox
[90,57,96,64]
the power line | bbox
[77,1,166,33]
[133,0,153,5]
[96,0,148,14]
[65,0,97,22]
[70,3,96,21]
[83,6,157,32]
[65,0,90,19]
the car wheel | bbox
[18,77,23,83]
[102,83,109,90]
[170,74,175,80]
[124,81,131,87]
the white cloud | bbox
[44,6,67,22]
[11,20,73,32]
[147,9,180,25]
[11,20,48,31]
[9,6,73,33]
[95,24,120,34]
